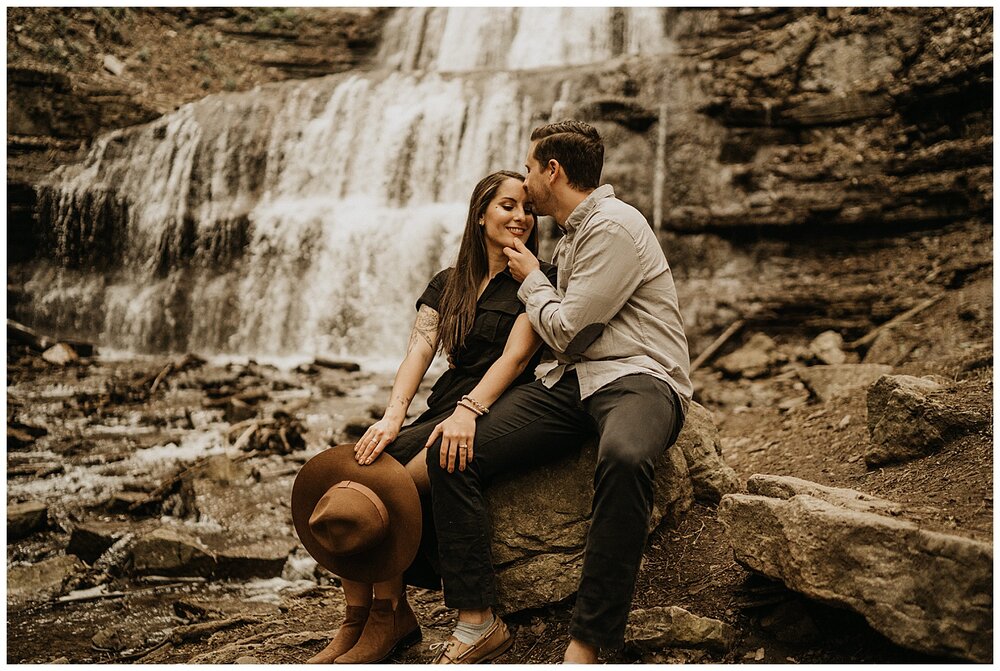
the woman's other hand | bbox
[427,405,478,473]
[355,418,401,465]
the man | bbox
[426,120,692,664]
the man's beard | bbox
[526,186,551,217]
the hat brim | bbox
[292,444,421,583]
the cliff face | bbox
[665,7,991,234]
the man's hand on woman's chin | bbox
[503,238,540,282]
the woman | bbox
[307,170,557,664]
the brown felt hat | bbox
[292,444,421,583]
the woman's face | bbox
[481,178,534,253]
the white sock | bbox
[453,615,495,645]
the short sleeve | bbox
[416,268,451,312]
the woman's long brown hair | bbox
[436,170,538,358]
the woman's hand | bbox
[355,418,402,465]
[426,405,478,473]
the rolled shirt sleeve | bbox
[518,222,644,357]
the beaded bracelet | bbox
[457,400,484,416]
[461,394,490,415]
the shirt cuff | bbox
[517,268,551,303]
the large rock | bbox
[129,527,216,577]
[673,403,743,503]
[7,555,87,607]
[716,333,780,379]
[67,520,132,564]
[489,441,693,614]
[745,474,901,515]
[7,500,48,540]
[865,374,990,466]
[626,606,736,652]
[808,330,847,365]
[797,363,893,402]
[718,475,992,662]
[214,538,298,580]
[41,343,79,365]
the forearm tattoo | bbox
[388,392,412,411]
[407,305,439,354]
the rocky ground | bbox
[7,214,991,663]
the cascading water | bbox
[21,8,672,362]
[378,7,671,72]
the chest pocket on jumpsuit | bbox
[470,296,522,345]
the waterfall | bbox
[378,7,670,72]
[22,8,671,360]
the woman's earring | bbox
[478,218,484,226]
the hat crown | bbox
[292,444,421,583]
[308,481,389,556]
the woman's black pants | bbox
[426,371,683,649]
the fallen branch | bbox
[57,589,126,604]
[228,417,275,437]
[232,423,259,451]
[7,319,52,351]
[168,616,261,645]
[847,295,943,350]
[149,361,174,394]
[690,319,746,372]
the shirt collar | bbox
[563,184,615,233]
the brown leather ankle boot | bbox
[307,604,371,663]
[334,596,421,664]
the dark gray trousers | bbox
[426,371,683,648]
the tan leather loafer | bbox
[431,617,513,664]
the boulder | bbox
[626,606,736,652]
[102,54,126,77]
[313,357,361,372]
[129,527,216,577]
[716,333,779,379]
[718,476,992,662]
[67,520,131,564]
[106,491,159,515]
[808,330,847,364]
[797,363,893,402]
[674,403,743,503]
[8,427,37,449]
[42,343,78,365]
[7,555,87,607]
[7,500,48,540]
[489,441,693,614]
[214,538,298,579]
[745,474,901,515]
[865,374,990,466]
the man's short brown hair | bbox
[530,120,604,191]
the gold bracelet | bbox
[456,400,483,416]
[461,395,490,415]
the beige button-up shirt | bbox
[518,184,693,415]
